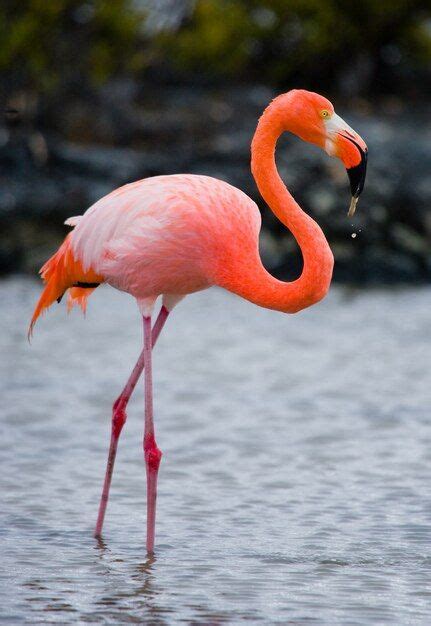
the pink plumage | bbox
[30,89,367,553]
[71,174,261,311]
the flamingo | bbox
[29,89,367,553]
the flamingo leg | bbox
[94,305,169,538]
[143,314,162,554]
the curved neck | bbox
[221,100,334,314]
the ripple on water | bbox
[1,279,431,624]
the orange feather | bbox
[29,233,103,337]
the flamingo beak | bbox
[324,113,368,216]
[345,141,368,217]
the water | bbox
[1,277,431,624]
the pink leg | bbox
[143,314,162,554]
[94,305,169,538]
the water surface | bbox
[1,278,431,624]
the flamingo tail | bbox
[29,233,102,338]
[66,286,97,314]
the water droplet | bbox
[351,233,357,238]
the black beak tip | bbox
[346,148,368,199]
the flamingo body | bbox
[72,174,261,302]
[30,174,262,328]
[30,90,368,552]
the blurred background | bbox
[1,0,431,282]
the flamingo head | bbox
[278,90,368,216]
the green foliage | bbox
[0,0,147,90]
[1,0,430,95]
[156,0,431,86]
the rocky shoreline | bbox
[1,83,430,283]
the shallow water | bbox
[1,278,431,624]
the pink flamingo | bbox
[30,90,367,553]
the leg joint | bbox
[144,434,162,471]
[112,399,127,438]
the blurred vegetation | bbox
[0,0,147,92]
[155,0,431,93]
[1,0,430,97]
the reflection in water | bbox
[94,538,167,620]
[1,279,431,624]
[93,528,167,620]
[128,557,165,620]
[93,539,230,623]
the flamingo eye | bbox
[320,109,331,119]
